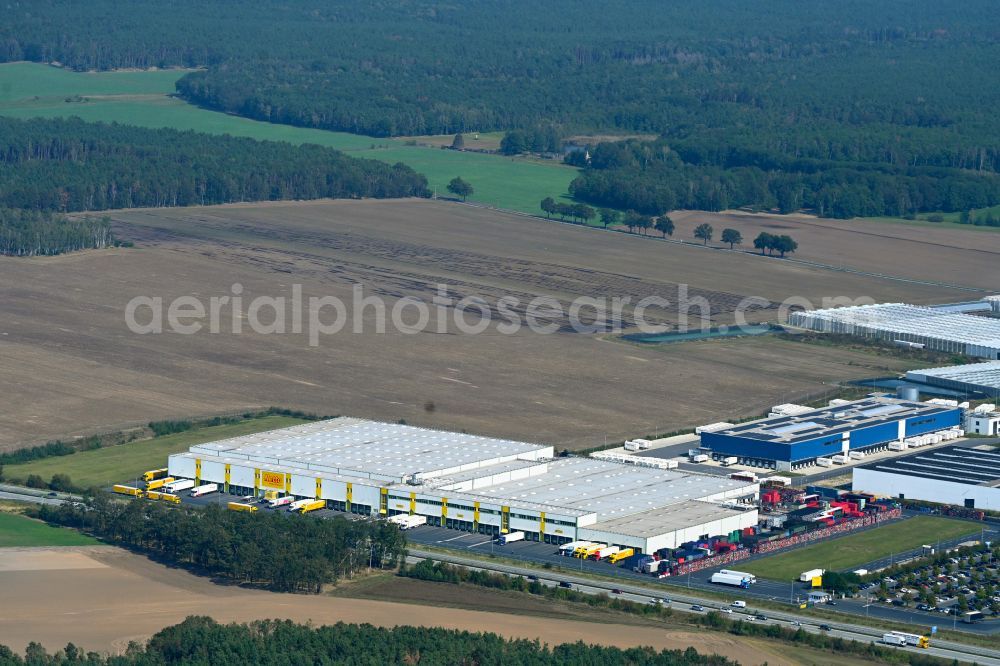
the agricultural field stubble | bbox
[0,198,964,451]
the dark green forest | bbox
[565,138,1000,218]
[36,495,405,593]
[4,1,1000,218]
[0,617,734,666]
[0,209,114,256]
[0,117,428,213]
[0,116,427,254]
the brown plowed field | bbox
[0,199,966,450]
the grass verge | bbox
[2,415,310,489]
[741,517,980,581]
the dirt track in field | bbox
[0,199,967,450]
[0,547,792,665]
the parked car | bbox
[559,581,572,589]
[819,624,832,632]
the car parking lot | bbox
[855,545,1000,625]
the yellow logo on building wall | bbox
[261,471,285,489]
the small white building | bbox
[966,411,1000,436]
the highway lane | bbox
[409,547,1000,666]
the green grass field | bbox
[0,62,576,214]
[0,511,99,547]
[858,205,1000,233]
[742,516,979,581]
[3,415,310,490]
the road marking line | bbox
[467,540,493,548]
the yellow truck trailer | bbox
[145,477,175,491]
[577,543,606,558]
[142,468,169,482]
[160,493,181,504]
[608,547,635,564]
[113,484,143,497]
[299,499,326,514]
[145,490,164,500]
[227,502,259,513]
[262,489,280,502]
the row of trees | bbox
[0,117,429,214]
[0,209,116,256]
[36,495,405,592]
[0,615,736,665]
[753,232,799,257]
[541,201,799,256]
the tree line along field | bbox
[0,63,577,215]
[1,415,310,490]
[741,517,978,582]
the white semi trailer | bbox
[710,572,751,588]
[164,479,196,493]
[190,483,218,497]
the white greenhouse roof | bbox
[908,361,1000,391]
[791,304,1000,351]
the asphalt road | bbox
[404,518,1000,635]
[409,547,1000,666]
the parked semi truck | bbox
[142,468,168,482]
[190,483,218,497]
[498,531,525,545]
[591,545,620,561]
[608,547,634,564]
[578,543,607,558]
[719,569,757,584]
[710,572,751,588]
[228,501,259,513]
[799,568,825,582]
[113,484,143,497]
[160,493,181,504]
[267,495,294,509]
[163,479,195,494]
[559,541,590,556]
[298,499,326,514]
[145,477,175,491]
[287,498,314,512]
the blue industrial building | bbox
[699,397,963,471]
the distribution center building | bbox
[853,446,1000,511]
[167,418,758,553]
[789,303,1000,358]
[698,396,963,471]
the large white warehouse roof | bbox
[464,456,752,521]
[189,417,552,483]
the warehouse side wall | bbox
[853,468,1000,511]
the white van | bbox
[731,600,747,608]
